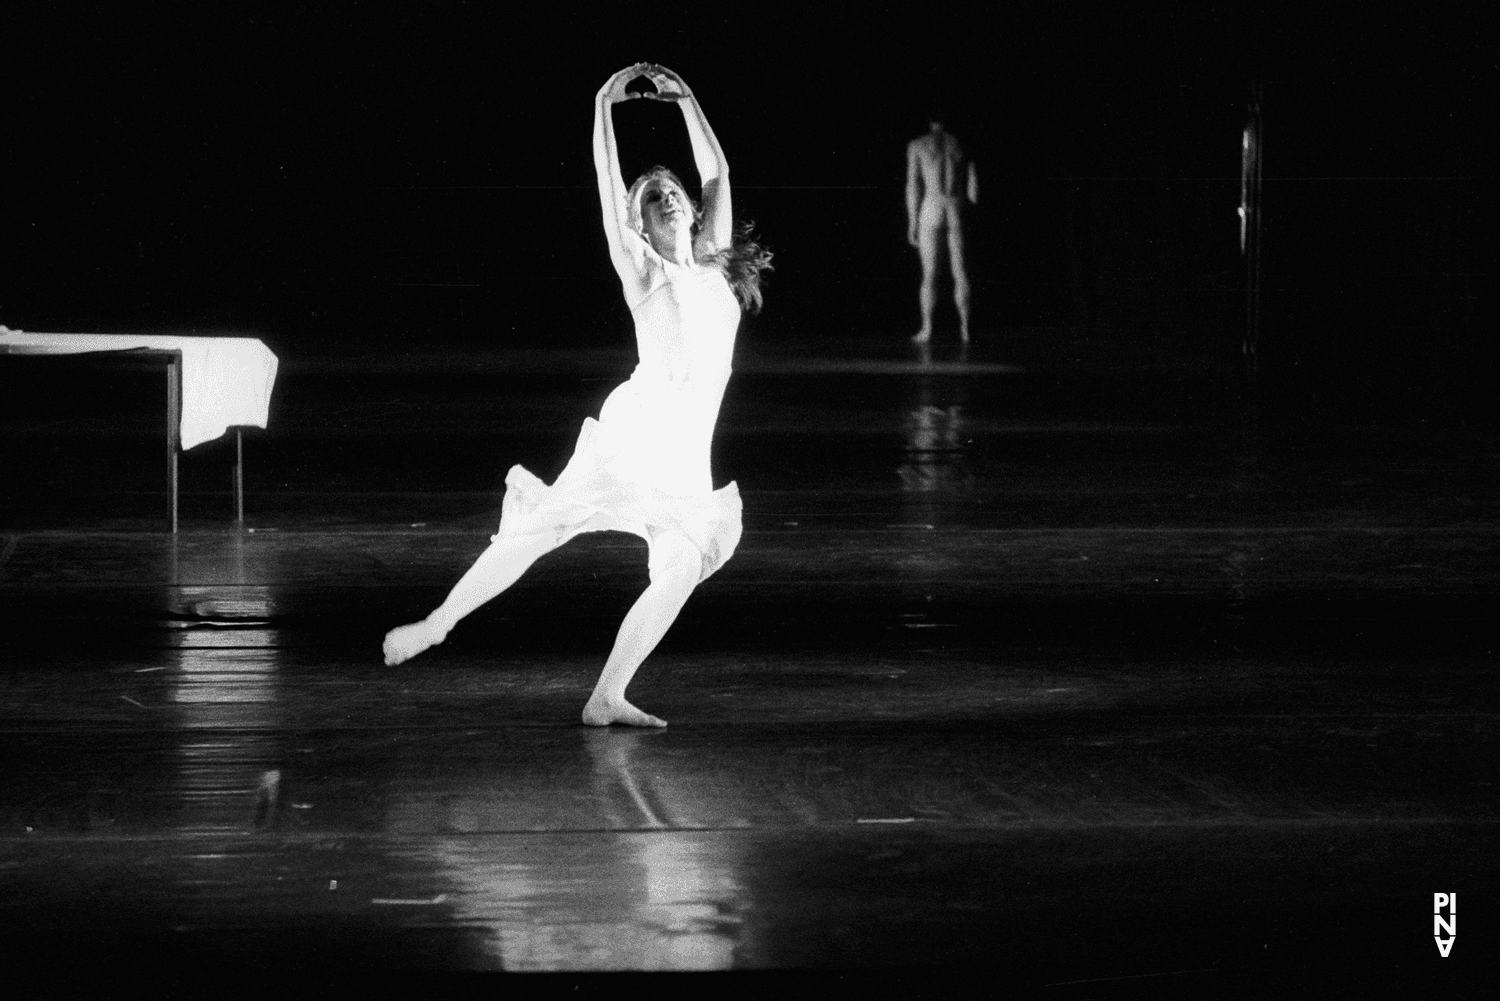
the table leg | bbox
[167,357,180,534]
[235,428,244,525]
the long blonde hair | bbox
[626,166,773,314]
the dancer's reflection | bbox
[898,373,972,495]
[383,64,771,728]
[419,731,751,971]
[581,731,747,968]
[587,728,672,829]
[907,120,979,343]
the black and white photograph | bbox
[0,4,1491,996]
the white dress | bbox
[493,246,743,582]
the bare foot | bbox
[582,698,667,728]
[911,328,932,344]
[382,618,446,666]
[959,325,971,343]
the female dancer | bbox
[382,63,769,728]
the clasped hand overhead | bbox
[602,63,693,103]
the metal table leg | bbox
[167,355,181,534]
[235,428,244,526]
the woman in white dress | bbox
[382,63,770,728]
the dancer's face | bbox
[639,179,693,249]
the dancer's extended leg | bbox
[582,532,701,727]
[383,531,557,666]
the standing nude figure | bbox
[907,121,978,343]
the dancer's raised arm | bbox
[594,64,651,286]
[642,64,734,255]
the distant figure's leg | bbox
[582,531,702,727]
[948,203,972,342]
[383,531,557,666]
[912,216,943,343]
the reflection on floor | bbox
[0,335,1495,991]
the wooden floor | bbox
[1,333,1495,995]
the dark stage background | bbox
[1,5,1487,423]
[0,8,1494,990]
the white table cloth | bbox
[0,328,278,448]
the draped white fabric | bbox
[0,329,278,449]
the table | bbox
[0,329,279,532]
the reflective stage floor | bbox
[1,332,1495,995]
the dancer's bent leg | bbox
[582,532,701,728]
[383,531,557,666]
